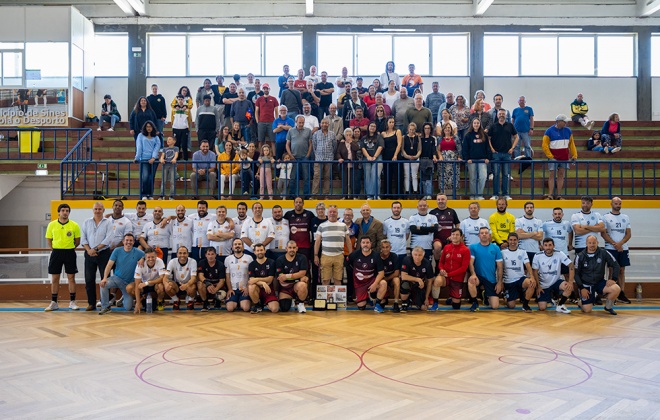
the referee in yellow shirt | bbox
[45,203,81,312]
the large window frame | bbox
[484,32,637,77]
[317,32,470,77]
[653,34,660,77]
[94,33,129,77]
[147,32,302,77]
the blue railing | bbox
[0,127,92,160]
[59,158,660,200]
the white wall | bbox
[653,78,660,121]
[485,77,637,122]
[94,77,129,120]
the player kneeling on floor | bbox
[400,246,434,312]
[164,246,198,311]
[574,235,621,316]
[196,246,227,312]
[501,233,536,312]
[431,228,471,310]
[248,243,280,313]
[129,247,167,313]
[347,237,386,312]
[275,240,309,313]
[532,238,574,314]
[378,239,402,313]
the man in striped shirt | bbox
[314,205,353,285]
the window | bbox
[432,35,469,76]
[653,35,660,77]
[265,35,302,76]
[521,37,557,75]
[225,36,261,75]
[188,35,223,76]
[25,42,69,87]
[1,51,22,86]
[357,35,391,76]
[484,35,518,76]
[71,45,83,90]
[598,35,635,77]
[149,35,185,76]
[394,36,429,76]
[558,37,594,76]
[317,35,353,76]
[94,34,128,77]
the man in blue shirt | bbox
[511,96,535,159]
[99,233,145,314]
[468,226,503,311]
[272,105,295,160]
[277,64,290,98]
[190,140,217,199]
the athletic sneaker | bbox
[428,301,438,311]
[372,303,383,313]
[514,155,526,160]
[488,173,493,181]
[157,301,164,311]
[107,128,114,132]
[522,303,533,312]
[469,301,479,312]
[201,302,209,312]
[69,301,80,311]
[172,300,180,311]
[555,304,571,314]
[400,303,409,313]
[108,295,116,306]
[604,307,618,316]
[611,147,621,154]
[96,301,102,308]
[297,302,306,313]
[44,301,59,312]
[392,303,401,313]
[504,196,512,201]
[617,292,632,304]
[444,297,452,305]
[98,307,111,315]
[187,301,194,311]
[116,296,124,307]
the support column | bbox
[127,25,148,113]
[637,27,652,121]
[301,26,317,76]
[470,27,484,101]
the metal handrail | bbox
[0,127,92,161]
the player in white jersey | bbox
[542,207,573,254]
[501,233,535,311]
[532,238,574,314]
[188,200,214,262]
[601,197,632,303]
[107,200,133,249]
[139,206,172,263]
[233,202,249,239]
[168,205,194,261]
[460,202,490,247]
[164,246,198,311]
[515,201,543,263]
[123,200,153,243]
[571,196,605,253]
[240,202,275,255]
[408,199,438,263]
[383,201,410,266]
[127,247,167,313]
[224,238,254,312]
[267,205,290,260]
[206,205,235,261]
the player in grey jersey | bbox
[532,238,574,314]
[600,197,632,304]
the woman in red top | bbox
[363,85,377,108]
[437,122,462,194]
[600,112,622,153]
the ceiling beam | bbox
[638,0,660,16]
[474,0,495,16]
[114,0,147,16]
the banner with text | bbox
[0,88,68,127]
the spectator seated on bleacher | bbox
[570,93,595,131]
[98,94,121,132]
[600,113,622,154]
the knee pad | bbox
[400,281,411,294]
[452,302,461,310]
[279,298,292,312]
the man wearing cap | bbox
[542,114,578,200]
[254,83,279,148]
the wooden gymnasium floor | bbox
[2,301,660,419]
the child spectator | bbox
[276,153,293,198]
[229,121,247,150]
[171,95,192,161]
[218,141,239,198]
[159,136,178,200]
[587,131,605,152]
[98,94,121,131]
[258,144,275,198]
[238,147,254,195]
